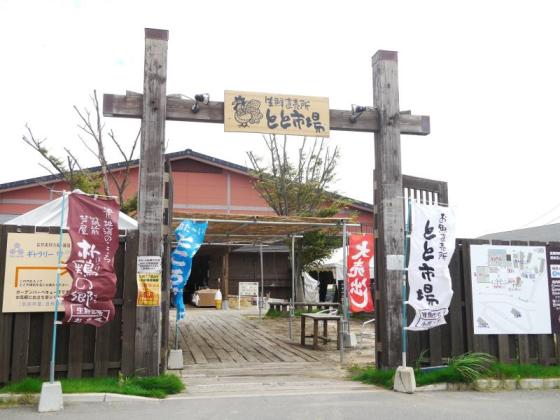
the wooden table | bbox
[300,313,341,350]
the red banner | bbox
[63,193,119,327]
[347,234,374,313]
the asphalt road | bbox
[3,389,560,420]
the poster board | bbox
[546,246,560,333]
[224,90,330,137]
[470,244,551,334]
[2,232,71,313]
[238,282,259,297]
[136,256,162,307]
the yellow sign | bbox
[224,90,330,137]
[136,273,161,306]
[136,256,161,307]
[2,232,71,313]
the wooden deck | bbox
[170,309,320,366]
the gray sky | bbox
[1,0,559,238]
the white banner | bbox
[407,203,456,331]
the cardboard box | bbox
[194,289,219,307]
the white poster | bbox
[407,203,456,331]
[470,245,551,334]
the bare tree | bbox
[247,134,347,301]
[22,90,139,209]
[22,124,101,192]
[73,90,140,206]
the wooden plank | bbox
[498,335,510,363]
[179,322,207,364]
[200,315,259,363]
[160,234,171,372]
[192,318,234,363]
[0,225,14,383]
[429,328,442,366]
[121,230,138,376]
[10,313,31,382]
[213,314,291,362]
[449,241,466,356]
[222,252,229,298]
[67,324,85,378]
[93,323,111,377]
[215,317,278,363]
[235,316,319,362]
[462,239,476,352]
[187,319,221,363]
[373,50,405,368]
[40,315,54,380]
[103,94,430,136]
[134,28,168,377]
[197,316,246,363]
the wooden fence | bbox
[0,225,140,384]
[405,238,560,367]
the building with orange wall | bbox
[0,149,373,300]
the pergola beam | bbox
[104,93,430,136]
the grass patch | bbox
[489,363,560,380]
[351,357,560,390]
[0,374,184,399]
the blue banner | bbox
[171,220,208,320]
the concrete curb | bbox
[0,392,162,404]
[415,377,560,392]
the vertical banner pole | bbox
[402,198,412,367]
[340,221,348,364]
[49,191,67,384]
[174,317,179,350]
[290,235,296,340]
[259,242,264,320]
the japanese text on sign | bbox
[224,90,330,137]
[346,234,374,313]
[137,256,162,307]
[2,232,72,313]
[63,194,120,327]
[407,203,456,331]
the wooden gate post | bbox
[373,50,405,368]
[135,28,169,376]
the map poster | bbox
[546,246,560,333]
[2,232,71,313]
[470,245,551,335]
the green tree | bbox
[247,134,350,301]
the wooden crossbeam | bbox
[103,93,430,136]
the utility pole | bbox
[135,28,168,376]
[373,51,406,368]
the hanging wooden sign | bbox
[224,90,330,137]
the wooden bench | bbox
[269,302,339,312]
[300,312,341,350]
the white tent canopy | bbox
[5,190,138,230]
[314,247,374,281]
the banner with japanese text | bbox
[224,90,330,137]
[171,220,208,320]
[346,234,374,313]
[546,246,560,334]
[63,193,119,327]
[407,203,456,331]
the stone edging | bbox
[0,393,161,403]
[416,378,560,392]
